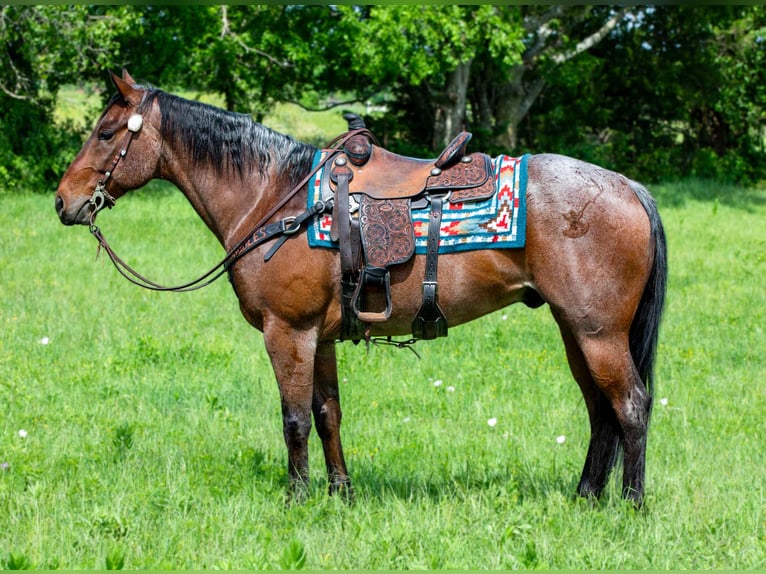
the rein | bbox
[88,117,374,292]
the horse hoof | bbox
[329,479,354,501]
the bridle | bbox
[89,91,152,220]
[86,93,375,292]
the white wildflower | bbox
[556,435,566,444]
[18,429,28,439]
[433,380,443,387]
[659,398,668,406]
[40,337,50,345]
[487,418,498,427]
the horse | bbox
[56,70,666,505]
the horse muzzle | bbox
[55,193,94,226]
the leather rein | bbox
[87,93,373,292]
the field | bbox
[1,99,765,568]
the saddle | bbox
[328,114,495,342]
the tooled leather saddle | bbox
[328,114,495,342]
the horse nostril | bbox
[55,195,64,215]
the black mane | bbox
[153,90,317,186]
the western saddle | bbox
[328,114,495,342]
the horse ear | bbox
[111,71,141,106]
[121,68,137,86]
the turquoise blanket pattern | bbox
[307,152,528,253]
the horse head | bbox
[56,69,160,226]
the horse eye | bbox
[98,130,114,141]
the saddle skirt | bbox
[307,151,529,254]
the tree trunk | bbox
[432,59,472,149]
[489,7,629,151]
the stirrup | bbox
[351,267,392,323]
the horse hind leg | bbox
[555,319,622,499]
[312,342,353,497]
[575,331,652,505]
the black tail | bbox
[628,181,667,396]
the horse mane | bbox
[149,90,317,185]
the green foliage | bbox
[2,6,765,187]
[338,6,522,85]
[115,6,350,117]
[112,422,135,458]
[524,6,766,184]
[0,6,137,191]
[0,99,85,193]
[104,546,126,570]
[339,5,525,151]
[2,552,33,570]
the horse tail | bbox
[628,181,667,397]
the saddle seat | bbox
[335,137,495,204]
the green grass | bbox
[2,177,765,568]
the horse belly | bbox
[369,248,531,337]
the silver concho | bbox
[127,114,143,133]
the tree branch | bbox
[518,76,546,120]
[219,6,293,68]
[0,80,28,101]
[285,90,381,113]
[551,7,630,65]
[523,6,566,34]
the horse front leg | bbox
[263,321,318,499]
[312,341,352,497]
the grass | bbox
[1,179,764,569]
[1,89,765,568]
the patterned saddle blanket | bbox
[307,152,529,254]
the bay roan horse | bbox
[56,71,666,505]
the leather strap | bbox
[331,157,367,341]
[331,159,355,277]
[412,194,448,339]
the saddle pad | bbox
[307,152,528,253]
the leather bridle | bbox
[86,97,374,292]
[89,91,153,222]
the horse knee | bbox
[283,411,311,444]
[617,384,652,437]
[315,399,341,441]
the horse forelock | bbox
[154,90,316,184]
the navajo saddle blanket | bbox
[308,153,528,253]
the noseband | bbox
[89,91,152,223]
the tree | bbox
[334,6,628,151]
[116,6,352,118]
[0,6,136,190]
[3,5,764,189]
[337,6,525,151]
[523,6,766,183]
[489,6,630,150]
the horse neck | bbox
[151,91,314,250]
[159,150,276,249]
